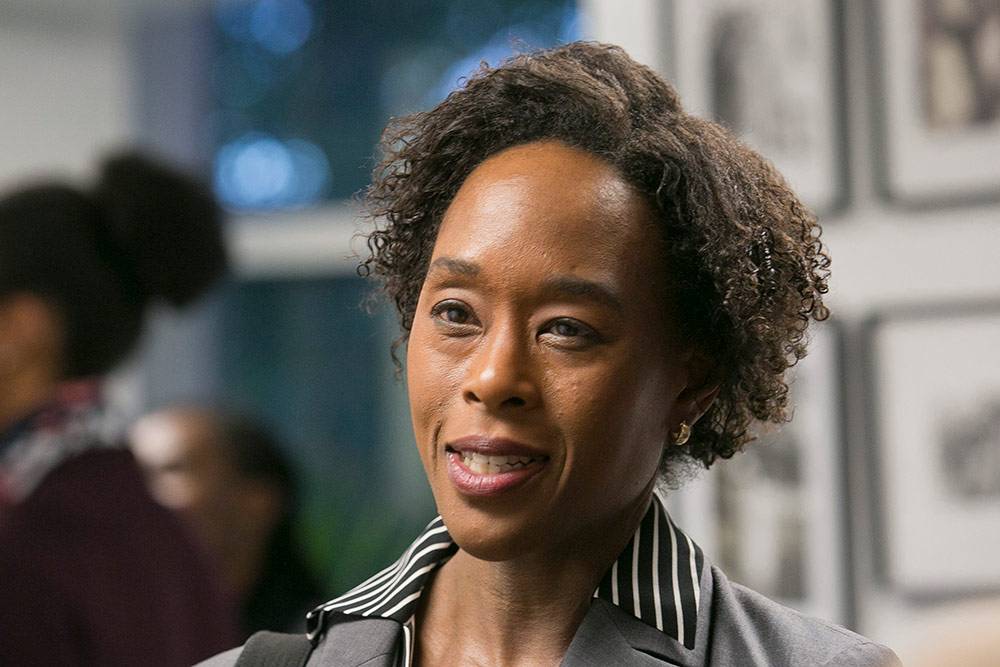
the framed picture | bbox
[665,323,850,625]
[666,0,848,215]
[871,0,1000,205]
[864,302,1000,597]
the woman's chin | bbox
[446,521,544,563]
[435,499,555,563]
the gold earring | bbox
[672,421,691,446]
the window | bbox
[211,0,581,209]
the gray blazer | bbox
[200,564,899,666]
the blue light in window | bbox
[250,0,314,55]
[215,133,293,208]
[284,139,331,203]
[215,133,330,210]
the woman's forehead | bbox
[453,141,636,213]
[436,142,655,258]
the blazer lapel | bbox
[562,601,685,666]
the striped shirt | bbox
[307,493,704,666]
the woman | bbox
[206,42,899,666]
[0,153,238,665]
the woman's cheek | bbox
[409,348,460,429]
[406,346,436,429]
[547,368,611,443]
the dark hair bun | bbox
[0,151,229,378]
[92,151,228,307]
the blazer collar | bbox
[308,494,705,656]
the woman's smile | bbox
[444,434,549,496]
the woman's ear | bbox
[670,348,720,429]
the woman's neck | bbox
[415,490,653,667]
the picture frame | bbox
[664,322,850,626]
[870,0,1000,206]
[863,302,1000,598]
[665,0,848,215]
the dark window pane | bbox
[210,0,581,209]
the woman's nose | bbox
[461,327,540,412]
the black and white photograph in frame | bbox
[865,303,1000,597]
[665,323,849,625]
[873,0,1000,205]
[666,0,846,214]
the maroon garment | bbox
[0,448,239,666]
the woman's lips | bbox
[444,436,548,496]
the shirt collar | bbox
[595,492,705,649]
[308,493,704,651]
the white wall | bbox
[825,3,1000,659]
[0,5,134,189]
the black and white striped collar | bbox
[594,492,705,649]
[307,493,704,651]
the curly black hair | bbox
[361,41,830,473]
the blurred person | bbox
[131,407,326,638]
[204,43,900,666]
[0,153,238,665]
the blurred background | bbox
[1,0,997,663]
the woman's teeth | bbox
[461,452,537,475]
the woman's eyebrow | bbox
[541,275,624,314]
[428,256,480,277]
[426,259,622,313]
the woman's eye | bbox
[442,306,469,323]
[552,320,582,337]
[542,318,599,344]
[430,300,475,326]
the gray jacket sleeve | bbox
[823,641,902,667]
[194,646,241,667]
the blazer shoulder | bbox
[709,567,900,667]
[196,616,401,667]
[824,640,903,667]
[308,615,401,666]
[194,646,241,667]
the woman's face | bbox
[407,141,693,561]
